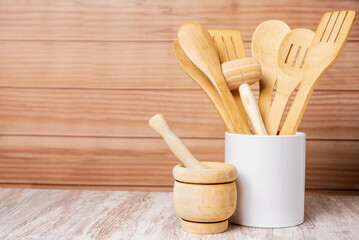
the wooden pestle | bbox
[149,114,205,169]
[221,57,267,135]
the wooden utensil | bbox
[208,29,250,131]
[221,58,267,135]
[281,10,356,135]
[178,22,250,134]
[149,114,205,169]
[252,20,290,122]
[265,28,314,135]
[173,40,236,133]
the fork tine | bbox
[328,11,347,42]
[223,35,237,61]
[325,11,342,42]
[228,31,245,59]
[321,11,339,42]
[222,30,245,61]
[209,30,246,64]
[334,10,356,44]
[313,12,332,44]
[212,32,227,63]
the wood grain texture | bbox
[0,0,358,191]
[0,88,358,140]
[0,41,358,90]
[0,136,358,190]
[0,189,358,239]
[0,0,358,41]
[0,183,173,192]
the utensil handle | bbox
[149,114,205,169]
[210,92,238,134]
[215,81,251,134]
[265,90,290,135]
[280,82,314,135]
[258,68,276,123]
[232,90,250,131]
[239,83,268,135]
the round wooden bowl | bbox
[173,162,237,234]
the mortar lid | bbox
[173,162,237,184]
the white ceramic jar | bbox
[225,132,306,228]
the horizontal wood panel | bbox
[0,0,358,41]
[0,0,357,192]
[0,183,172,192]
[0,88,358,140]
[0,41,358,90]
[2,184,358,193]
[0,136,357,190]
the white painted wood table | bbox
[0,189,358,239]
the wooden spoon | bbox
[149,114,205,169]
[281,11,356,135]
[265,28,314,135]
[178,22,250,134]
[173,40,236,133]
[252,20,290,122]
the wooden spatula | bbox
[173,40,236,132]
[178,22,250,134]
[252,20,291,122]
[208,29,250,131]
[265,28,314,135]
[281,10,356,135]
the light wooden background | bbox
[0,0,358,191]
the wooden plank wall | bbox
[0,0,358,191]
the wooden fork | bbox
[209,29,250,131]
[280,11,356,135]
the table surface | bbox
[1,189,358,240]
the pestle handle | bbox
[149,114,205,169]
[239,84,268,135]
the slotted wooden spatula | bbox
[265,28,314,135]
[208,29,250,131]
[280,10,356,135]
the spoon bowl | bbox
[252,20,290,122]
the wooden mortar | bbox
[173,162,237,234]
